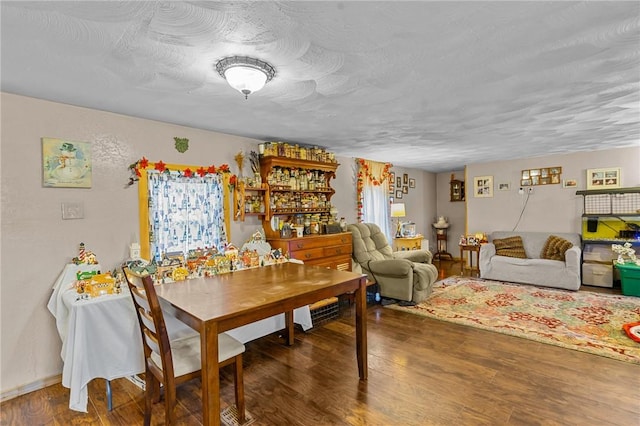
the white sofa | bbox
[479,231,582,290]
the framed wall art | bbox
[42,137,92,188]
[395,189,403,199]
[586,167,621,190]
[563,179,578,188]
[473,175,493,198]
[409,178,415,188]
[520,166,562,186]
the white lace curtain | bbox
[147,171,227,261]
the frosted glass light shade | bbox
[224,66,268,97]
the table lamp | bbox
[390,203,406,237]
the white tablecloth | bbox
[47,264,313,412]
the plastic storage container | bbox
[615,262,640,297]
[582,263,613,288]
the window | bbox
[356,159,393,242]
[135,161,233,260]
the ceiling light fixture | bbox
[215,56,275,99]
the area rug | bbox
[386,276,640,364]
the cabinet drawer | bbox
[290,247,325,261]
[323,245,352,257]
[306,255,352,271]
[285,234,351,251]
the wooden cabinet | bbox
[450,178,465,202]
[268,233,352,271]
[259,155,338,238]
[259,154,351,271]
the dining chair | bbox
[123,267,246,425]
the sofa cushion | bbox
[493,236,527,259]
[540,235,574,261]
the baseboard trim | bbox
[0,374,62,403]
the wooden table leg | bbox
[201,321,220,426]
[284,310,294,346]
[355,277,368,380]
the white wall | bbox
[466,147,640,235]
[0,93,361,396]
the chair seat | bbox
[150,333,245,378]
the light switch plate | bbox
[62,202,84,220]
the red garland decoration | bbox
[127,158,236,187]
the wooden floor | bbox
[2,260,639,425]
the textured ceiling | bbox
[2,1,639,172]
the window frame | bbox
[137,163,232,260]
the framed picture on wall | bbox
[396,177,402,187]
[395,190,403,199]
[42,137,92,188]
[473,175,493,198]
[586,167,621,189]
[409,178,415,188]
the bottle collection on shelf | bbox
[260,141,337,163]
[267,167,331,190]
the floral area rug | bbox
[386,276,640,364]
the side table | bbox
[459,244,481,276]
[433,226,453,260]
[393,235,423,251]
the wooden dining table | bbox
[155,261,368,426]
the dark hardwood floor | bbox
[2,260,639,425]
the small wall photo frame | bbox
[498,183,510,191]
[409,178,416,188]
[395,189,403,199]
[473,175,493,198]
[42,137,92,188]
[586,167,621,190]
[563,179,578,188]
[396,176,402,187]
[403,173,408,184]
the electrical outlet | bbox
[62,202,84,220]
[518,188,524,195]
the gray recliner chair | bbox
[348,223,439,303]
